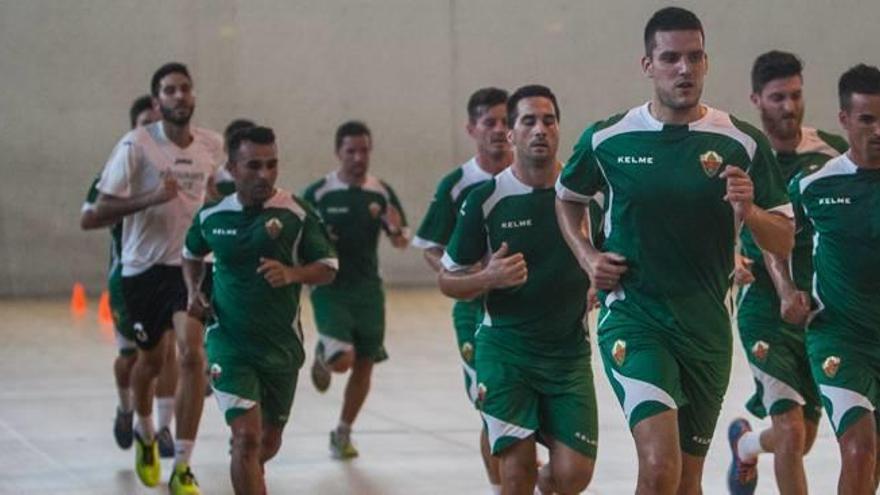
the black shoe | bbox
[113,408,134,450]
[157,426,175,458]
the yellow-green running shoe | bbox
[134,432,160,487]
[169,463,201,495]
[329,430,359,460]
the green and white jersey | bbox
[303,171,407,287]
[794,154,880,341]
[412,157,494,249]
[82,175,123,275]
[183,189,338,355]
[557,103,791,355]
[442,168,595,362]
[740,127,847,293]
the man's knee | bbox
[840,431,876,468]
[640,451,681,490]
[232,424,261,457]
[803,419,819,454]
[261,428,283,462]
[773,411,807,455]
[551,464,593,494]
[178,345,206,372]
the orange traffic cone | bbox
[98,290,113,325]
[70,282,88,316]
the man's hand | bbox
[584,251,627,291]
[780,290,811,326]
[147,176,179,206]
[483,242,527,289]
[720,165,754,220]
[187,291,211,320]
[257,257,296,288]
[734,253,755,285]
[382,204,409,249]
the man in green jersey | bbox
[440,85,599,495]
[183,126,337,495]
[792,64,880,495]
[728,51,848,495]
[81,95,180,457]
[412,87,511,493]
[303,121,409,459]
[555,7,794,494]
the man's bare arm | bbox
[745,209,795,257]
[762,250,810,325]
[438,242,526,301]
[92,177,179,224]
[555,198,627,290]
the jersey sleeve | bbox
[750,135,793,217]
[788,173,809,235]
[296,200,339,269]
[586,191,606,249]
[81,176,100,212]
[183,210,210,260]
[441,187,488,272]
[556,126,605,203]
[412,174,456,249]
[97,133,139,198]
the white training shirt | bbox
[97,121,225,276]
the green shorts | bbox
[597,301,731,457]
[206,324,301,426]
[452,299,481,405]
[476,351,598,459]
[310,283,387,363]
[737,284,822,422]
[108,264,136,356]
[806,324,880,438]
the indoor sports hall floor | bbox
[0,288,840,494]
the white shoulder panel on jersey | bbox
[312,171,348,202]
[592,104,660,149]
[199,194,242,224]
[798,154,858,194]
[481,168,531,218]
[362,175,391,200]
[797,127,844,157]
[451,157,493,202]
[264,188,307,221]
[690,107,758,161]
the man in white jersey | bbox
[95,62,224,495]
[81,95,178,458]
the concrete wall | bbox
[0,0,875,296]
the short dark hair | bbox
[644,7,704,57]
[467,87,508,123]
[507,85,560,128]
[838,63,880,111]
[223,119,257,151]
[751,51,803,94]
[228,126,276,162]
[335,120,371,151]
[129,95,153,129]
[150,62,191,97]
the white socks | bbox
[737,431,765,462]
[117,387,133,413]
[135,414,155,442]
[156,397,175,430]
[174,439,195,467]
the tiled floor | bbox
[0,289,841,494]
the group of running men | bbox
[80,6,880,495]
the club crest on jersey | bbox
[460,342,474,364]
[822,356,841,378]
[368,202,382,219]
[699,150,723,177]
[476,383,487,407]
[265,218,283,239]
[612,339,626,366]
[133,322,148,343]
[751,340,770,362]
[210,363,223,382]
